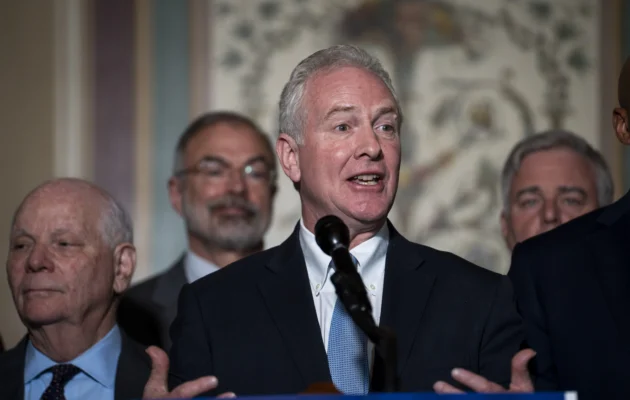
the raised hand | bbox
[433,349,536,393]
[142,346,236,399]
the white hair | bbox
[278,44,403,144]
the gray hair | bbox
[173,111,276,176]
[278,44,403,143]
[500,130,614,213]
[99,190,134,248]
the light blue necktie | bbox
[327,257,370,394]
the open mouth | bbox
[349,174,382,186]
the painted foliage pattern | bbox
[208,0,598,274]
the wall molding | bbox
[53,0,91,179]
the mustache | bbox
[207,196,259,216]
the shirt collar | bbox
[299,219,389,294]
[184,250,221,283]
[25,325,122,389]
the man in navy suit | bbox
[434,59,630,400]
[506,58,630,399]
[164,44,525,396]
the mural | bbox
[207,0,600,273]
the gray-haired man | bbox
[500,130,613,251]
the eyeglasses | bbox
[175,156,276,186]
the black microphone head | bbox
[315,215,350,256]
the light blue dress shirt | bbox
[24,325,122,400]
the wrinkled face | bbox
[291,67,401,232]
[501,148,599,250]
[7,189,117,328]
[170,123,276,251]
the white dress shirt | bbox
[184,250,221,283]
[299,219,388,369]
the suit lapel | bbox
[0,336,27,400]
[257,225,331,387]
[114,332,151,400]
[378,223,433,376]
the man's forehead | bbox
[14,191,98,232]
[186,123,273,160]
[518,148,592,174]
[307,67,398,111]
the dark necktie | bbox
[40,364,81,400]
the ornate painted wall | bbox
[205,0,601,273]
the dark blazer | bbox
[169,222,523,395]
[0,330,151,400]
[118,257,187,350]
[508,191,630,400]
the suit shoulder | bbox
[124,260,183,300]
[0,339,26,369]
[516,205,606,256]
[125,274,160,299]
[413,241,504,285]
[189,246,279,291]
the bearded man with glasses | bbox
[118,111,277,351]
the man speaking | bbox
[165,45,524,395]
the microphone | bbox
[315,215,373,321]
[315,215,399,392]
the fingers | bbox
[143,346,170,397]
[450,368,506,392]
[433,381,464,394]
[218,392,237,398]
[171,376,219,398]
[509,348,536,392]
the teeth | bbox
[352,175,380,185]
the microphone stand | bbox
[330,269,399,392]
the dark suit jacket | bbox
[0,330,151,400]
[508,191,630,400]
[118,257,187,350]
[169,223,523,395]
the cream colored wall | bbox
[0,1,56,348]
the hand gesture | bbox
[433,349,536,393]
[142,346,236,399]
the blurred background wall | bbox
[0,0,627,348]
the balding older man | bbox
[0,179,217,400]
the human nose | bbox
[26,244,54,273]
[225,168,246,195]
[541,199,560,226]
[354,125,383,160]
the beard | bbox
[181,194,270,252]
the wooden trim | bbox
[133,0,154,281]
[600,0,625,199]
[53,0,91,178]
[189,0,210,118]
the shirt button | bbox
[370,284,376,290]
[315,284,321,290]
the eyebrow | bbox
[515,186,542,199]
[11,228,31,239]
[198,155,272,167]
[323,105,356,121]
[51,228,74,237]
[372,106,399,124]
[515,185,588,199]
[557,186,588,197]
[323,105,399,122]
